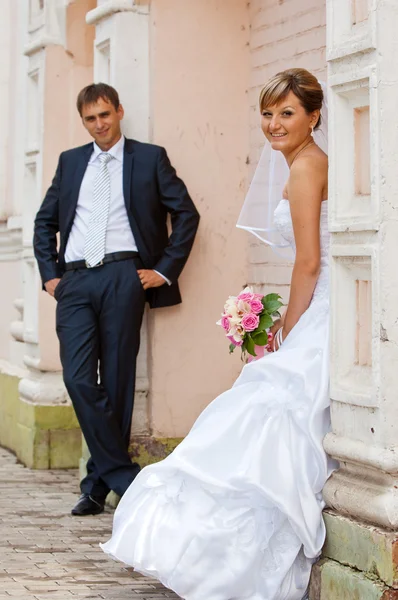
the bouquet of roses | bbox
[217,286,283,359]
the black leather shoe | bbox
[71,493,105,516]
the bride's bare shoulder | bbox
[290,147,327,182]
[287,147,327,204]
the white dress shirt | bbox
[65,136,170,284]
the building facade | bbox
[0,0,397,597]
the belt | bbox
[65,251,140,271]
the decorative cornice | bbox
[24,33,65,56]
[86,0,148,25]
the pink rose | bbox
[249,298,263,314]
[237,292,254,302]
[221,315,231,332]
[241,313,260,332]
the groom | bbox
[33,83,199,516]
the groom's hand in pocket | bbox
[45,278,61,297]
[137,269,166,290]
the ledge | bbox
[324,433,398,473]
[24,34,64,56]
[86,0,148,25]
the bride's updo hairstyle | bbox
[259,68,323,129]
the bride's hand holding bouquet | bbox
[217,286,283,361]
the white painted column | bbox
[18,0,71,406]
[86,0,151,435]
[325,0,398,530]
[1,0,28,367]
[0,0,12,222]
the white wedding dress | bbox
[101,199,336,600]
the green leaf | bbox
[261,294,283,315]
[263,300,283,314]
[264,293,282,303]
[229,343,236,354]
[252,331,268,345]
[258,313,273,330]
[244,335,256,357]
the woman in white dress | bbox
[101,68,336,600]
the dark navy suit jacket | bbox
[33,138,200,308]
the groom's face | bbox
[81,97,124,151]
[261,91,317,154]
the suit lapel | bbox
[123,138,150,260]
[66,143,93,228]
[123,138,134,212]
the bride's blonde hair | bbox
[259,68,323,129]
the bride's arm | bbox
[282,156,325,339]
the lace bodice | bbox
[274,199,329,300]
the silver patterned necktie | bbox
[84,152,113,267]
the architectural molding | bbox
[324,432,398,473]
[19,369,70,406]
[10,298,26,364]
[0,358,27,381]
[0,222,22,262]
[86,0,148,25]
[9,322,24,343]
[323,465,398,529]
[25,0,67,55]
[24,34,64,56]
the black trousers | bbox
[55,258,146,499]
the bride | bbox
[101,68,336,600]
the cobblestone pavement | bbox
[0,447,179,600]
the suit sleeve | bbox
[153,148,200,283]
[33,155,63,288]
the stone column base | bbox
[310,559,398,600]
[309,509,398,599]
[0,362,81,469]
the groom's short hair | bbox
[76,83,120,116]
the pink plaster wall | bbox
[38,0,96,371]
[149,0,250,436]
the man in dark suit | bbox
[33,83,199,516]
